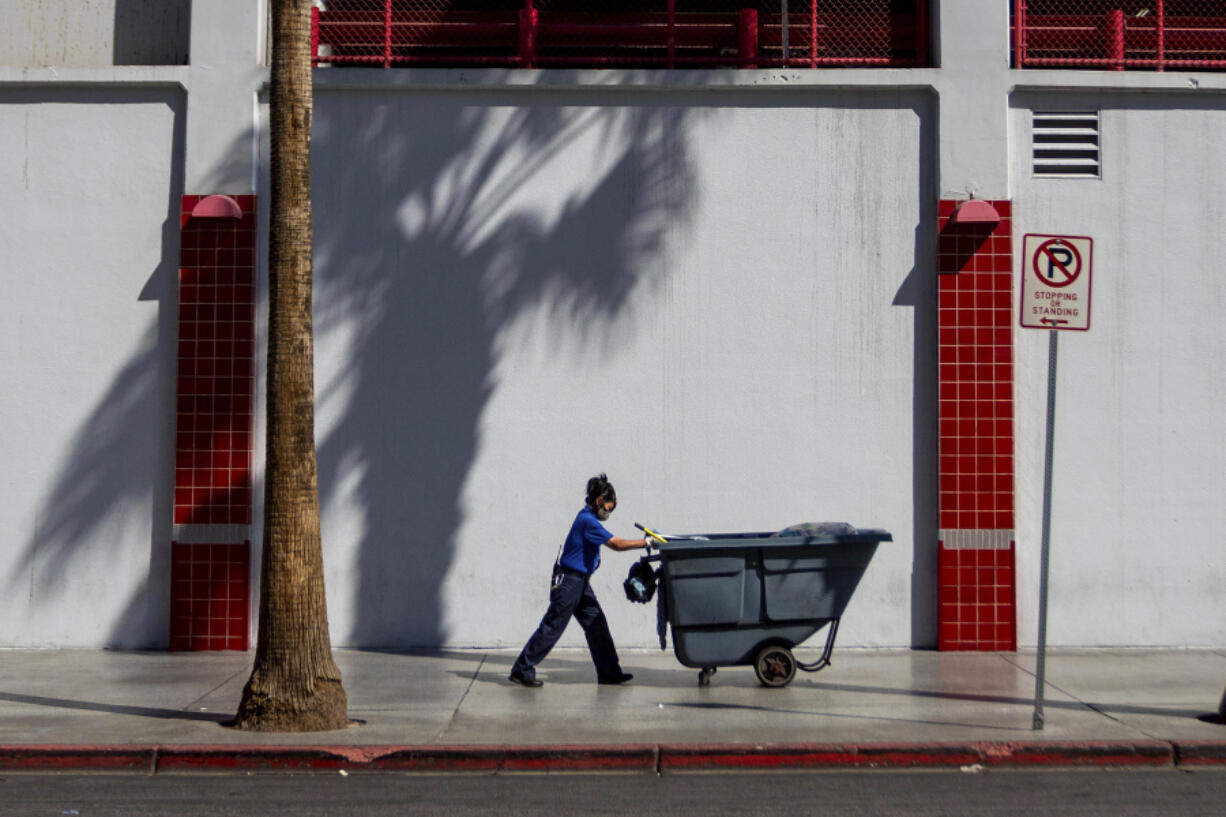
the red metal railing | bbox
[1013,0,1226,71]
[311,1,930,69]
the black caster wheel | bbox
[697,667,717,687]
[753,645,796,687]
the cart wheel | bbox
[697,667,716,687]
[754,645,797,687]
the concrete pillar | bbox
[185,0,267,192]
[937,0,1011,199]
[933,2,1018,650]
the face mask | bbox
[595,505,612,521]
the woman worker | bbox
[509,473,648,687]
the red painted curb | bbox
[657,741,1176,770]
[156,746,354,772]
[153,744,658,773]
[3,741,1220,772]
[659,742,981,770]
[370,745,659,772]
[981,740,1174,767]
[0,746,155,772]
[1175,741,1226,766]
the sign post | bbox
[1020,234,1092,731]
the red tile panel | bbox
[936,199,1017,651]
[937,543,1017,652]
[173,196,257,526]
[169,541,251,651]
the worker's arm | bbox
[604,536,649,552]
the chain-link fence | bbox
[312,1,929,68]
[1013,1,1226,71]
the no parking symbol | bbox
[1021,234,1093,331]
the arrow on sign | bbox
[1041,318,1069,327]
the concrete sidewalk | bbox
[1,647,1224,772]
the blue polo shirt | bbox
[558,507,612,575]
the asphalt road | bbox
[2,769,1225,817]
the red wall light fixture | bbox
[190,194,243,220]
[948,198,1001,227]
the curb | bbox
[1175,740,1226,767]
[157,744,660,773]
[0,746,157,773]
[657,740,1177,770]
[4,740,1223,773]
[0,745,660,774]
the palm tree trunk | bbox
[233,0,348,732]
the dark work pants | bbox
[511,572,623,681]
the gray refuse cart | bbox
[637,524,891,687]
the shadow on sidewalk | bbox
[665,701,1029,733]
[808,681,1212,721]
[0,692,229,724]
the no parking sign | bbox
[1019,232,1095,730]
[1021,234,1093,331]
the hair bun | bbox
[586,473,615,506]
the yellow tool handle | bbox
[635,523,668,543]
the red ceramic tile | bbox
[936,201,1017,649]
[939,623,958,647]
[993,623,1014,647]
[169,541,250,651]
[964,586,988,605]
[208,598,228,621]
[181,231,202,251]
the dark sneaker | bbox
[508,673,543,688]
[597,673,633,685]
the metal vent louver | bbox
[1033,112,1100,178]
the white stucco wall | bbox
[0,87,183,646]
[1011,95,1226,647]
[0,0,191,67]
[303,87,934,649]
